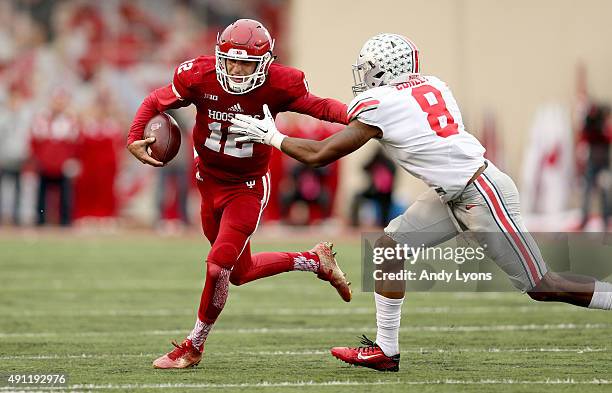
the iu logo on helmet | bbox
[246,180,256,189]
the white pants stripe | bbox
[238,173,270,260]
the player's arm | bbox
[280,120,379,167]
[282,69,349,125]
[287,93,349,125]
[127,85,189,166]
[230,105,380,167]
[127,84,191,167]
[127,60,195,167]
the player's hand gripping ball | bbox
[143,113,182,164]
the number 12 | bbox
[205,122,253,158]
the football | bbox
[143,113,181,164]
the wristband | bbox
[270,133,286,150]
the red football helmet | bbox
[215,19,275,94]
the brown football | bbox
[143,113,181,164]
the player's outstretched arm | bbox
[280,121,380,167]
[287,93,349,125]
[230,105,380,167]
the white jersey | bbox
[348,74,485,202]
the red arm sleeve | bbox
[286,93,349,125]
[126,84,190,146]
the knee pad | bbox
[208,242,240,269]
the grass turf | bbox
[0,233,610,392]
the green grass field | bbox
[0,232,610,392]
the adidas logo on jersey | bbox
[228,103,244,112]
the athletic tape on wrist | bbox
[270,133,286,150]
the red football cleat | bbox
[312,242,352,302]
[331,335,400,372]
[152,339,203,369]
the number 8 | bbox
[411,85,459,138]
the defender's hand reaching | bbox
[229,104,286,149]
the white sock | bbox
[588,281,612,310]
[187,319,213,350]
[374,293,404,357]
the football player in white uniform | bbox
[230,33,612,372]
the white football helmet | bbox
[352,33,420,96]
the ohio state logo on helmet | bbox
[215,19,275,95]
[352,33,420,96]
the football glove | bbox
[229,104,286,149]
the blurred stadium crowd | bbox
[0,0,360,230]
[0,0,610,232]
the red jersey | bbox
[30,110,79,177]
[74,118,122,218]
[128,56,348,182]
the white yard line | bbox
[1,305,578,317]
[0,347,607,361]
[0,323,610,339]
[0,379,609,391]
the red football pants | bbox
[195,173,295,323]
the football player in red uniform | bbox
[127,19,351,369]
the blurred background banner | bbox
[520,103,573,218]
[0,0,611,234]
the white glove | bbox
[229,104,286,149]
